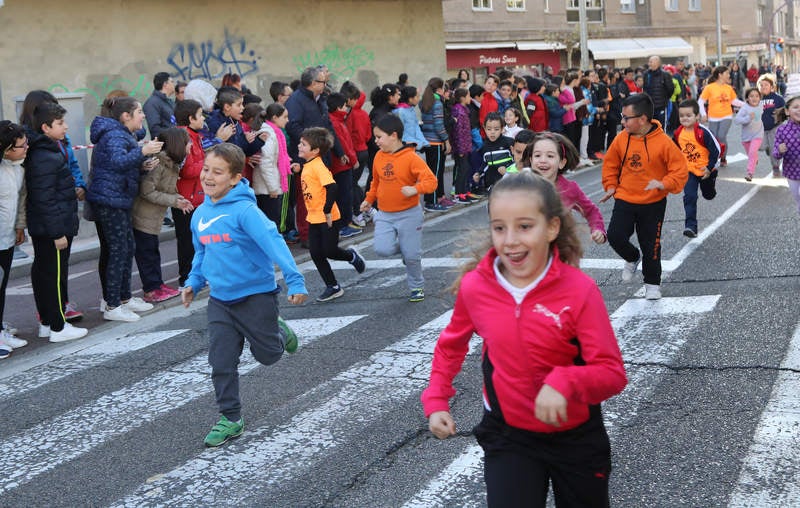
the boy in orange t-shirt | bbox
[299,127,366,302]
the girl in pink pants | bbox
[734,88,764,181]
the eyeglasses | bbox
[11,141,28,150]
[314,80,328,85]
[621,114,644,122]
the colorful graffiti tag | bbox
[293,43,375,83]
[48,74,149,106]
[166,29,260,81]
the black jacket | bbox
[643,69,675,109]
[142,90,175,139]
[285,87,343,163]
[23,131,79,239]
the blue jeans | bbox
[683,172,717,232]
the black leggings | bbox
[308,222,351,287]
[607,198,667,286]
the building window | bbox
[621,0,635,13]
[544,0,550,12]
[507,0,526,10]
[472,0,492,10]
[566,0,603,23]
[665,0,678,12]
[689,0,701,11]
[756,7,764,27]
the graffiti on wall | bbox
[166,29,260,81]
[292,43,375,83]
[48,74,149,106]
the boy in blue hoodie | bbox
[181,143,308,447]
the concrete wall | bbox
[0,0,445,124]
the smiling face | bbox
[787,98,800,123]
[678,106,699,129]
[530,138,565,183]
[122,104,145,132]
[490,189,560,288]
[201,153,242,202]
[504,109,517,127]
[746,89,761,107]
[758,80,774,97]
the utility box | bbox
[14,92,89,182]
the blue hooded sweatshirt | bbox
[186,179,307,302]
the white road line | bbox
[0,329,188,400]
[728,323,800,507]
[110,311,476,506]
[0,315,365,495]
[400,295,721,507]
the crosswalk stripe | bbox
[0,316,364,495]
[729,322,800,507]
[0,329,188,400]
[111,311,471,506]
[399,295,721,506]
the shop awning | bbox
[588,37,693,60]
[515,41,565,51]
[446,42,516,50]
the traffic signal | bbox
[776,37,784,52]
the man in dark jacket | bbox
[284,66,344,245]
[143,72,176,139]
[643,55,674,129]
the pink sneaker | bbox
[64,302,84,322]
[143,288,171,303]
[159,284,180,299]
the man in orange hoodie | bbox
[600,94,688,300]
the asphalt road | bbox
[1,136,799,507]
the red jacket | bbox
[422,248,627,433]
[177,127,205,207]
[478,91,499,136]
[346,92,371,152]
[526,93,550,132]
[329,110,357,174]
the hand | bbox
[141,140,163,156]
[498,166,507,176]
[75,187,86,201]
[779,142,788,154]
[428,411,456,439]
[290,163,302,173]
[142,157,160,172]
[181,286,194,308]
[444,141,451,155]
[249,153,262,168]
[591,230,607,244]
[359,200,372,213]
[325,213,333,227]
[702,169,712,180]
[14,229,25,246]
[216,123,235,142]
[245,131,257,143]
[269,192,279,198]
[644,179,665,191]
[472,173,480,183]
[400,185,417,197]
[700,115,708,124]
[54,236,68,250]
[534,384,568,427]
[288,293,308,305]
[341,154,350,166]
[599,187,616,203]
[177,198,194,213]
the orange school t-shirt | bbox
[677,127,711,177]
[700,82,736,119]
[301,156,341,224]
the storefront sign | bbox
[479,54,518,64]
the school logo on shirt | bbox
[301,179,313,202]
[682,142,701,163]
[628,153,643,170]
[381,162,396,181]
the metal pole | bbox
[715,0,723,65]
[579,0,589,70]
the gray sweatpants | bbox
[207,292,286,421]
[373,205,424,290]
[763,128,781,170]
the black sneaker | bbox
[683,228,697,238]
[348,248,366,273]
[316,285,344,302]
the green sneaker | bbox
[278,316,298,353]
[409,288,425,302]
[204,415,244,447]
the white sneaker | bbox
[0,329,27,348]
[49,322,88,343]
[644,284,662,300]
[38,324,51,338]
[622,259,640,282]
[122,297,154,313]
[2,321,17,335]
[104,305,141,322]
[100,299,107,312]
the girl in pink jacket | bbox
[422,172,626,506]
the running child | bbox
[422,171,627,507]
[132,127,194,303]
[359,115,438,302]
[299,127,366,302]
[0,121,29,356]
[758,75,785,178]
[773,96,800,215]
[734,88,764,182]
[672,99,720,238]
[181,143,308,447]
[522,132,607,244]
